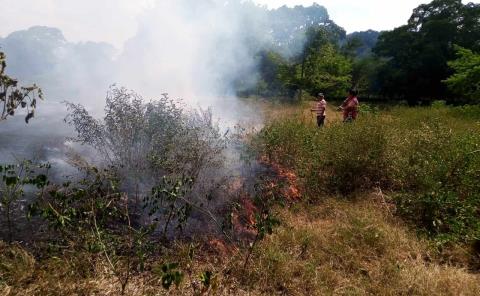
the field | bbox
[1,101,479,295]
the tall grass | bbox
[256,104,480,245]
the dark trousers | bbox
[316,115,326,127]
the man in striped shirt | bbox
[311,93,327,127]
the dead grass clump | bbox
[231,197,480,295]
[398,263,480,296]
[0,241,35,289]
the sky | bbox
[254,0,479,32]
[0,0,478,48]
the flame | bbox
[260,156,301,201]
[242,197,257,226]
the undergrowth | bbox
[256,104,480,247]
[2,102,480,295]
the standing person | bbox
[340,89,359,122]
[311,93,327,127]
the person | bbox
[311,93,327,127]
[339,89,359,122]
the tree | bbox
[0,51,43,123]
[249,25,352,100]
[346,30,380,57]
[297,28,352,98]
[443,46,480,104]
[351,57,384,98]
[252,51,295,98]
[374,0,480,103]
[302,43,352,98]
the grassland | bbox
[1,101,480,295]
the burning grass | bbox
[2,197,480,295]
[2,101,480,295]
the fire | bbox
[217,154,302,246]
[259,156,301,201]
[242,197,257,226]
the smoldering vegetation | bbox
[0,85,264,242]
[0,0,338,168]
[0,0,338,242]
[63,86,234,236]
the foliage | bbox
[26,165,163,294]
[153,262,184,290]
[243,179,281,268]
[302,42,352,98]
[346,30,380,57]
[373,0,480,103]
[256,104,480,244]
[267,3,344,57]
[351,56,384,97]
[246,26,354,100]
[250,0,478,102]
[393,120,480,244]
[444,46,480,103]
[0,51,43,123]
[250,51,295,98]
[257,115,391,196]
[0,161,50,241]
[65,86,226,189]
[143,175,194,238]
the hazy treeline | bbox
[1,0,478,105]
[250,0,480,104]
[0,1,343,106]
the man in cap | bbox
[311,93,327,127]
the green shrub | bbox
[318,117,392,194]
[394,123,480,244]
[258,115,393,196]
[450,104,480,120]
[358,103,380,114]
[257,104,480,244]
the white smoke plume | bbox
[0,0,271,162]
[114,0,268,122]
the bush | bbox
[318,117,391,194]
[394,122,480,244]
[65,86,226,191]
[257,104,480,244]
[258,115,392,196]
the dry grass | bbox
[2,102,479,295]
[2,196,479,295]
[243,98,343,127]
[231,197,480,296]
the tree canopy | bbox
[373,0,480,103]
[443,46,480,103]
[1,0,479,105]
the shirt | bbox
[315,99,327,117]
[342,97,359,120]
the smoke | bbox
[114,0,269,124]
[0,0,271,161]
[1,0,338,166]
[0,0,332,240]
